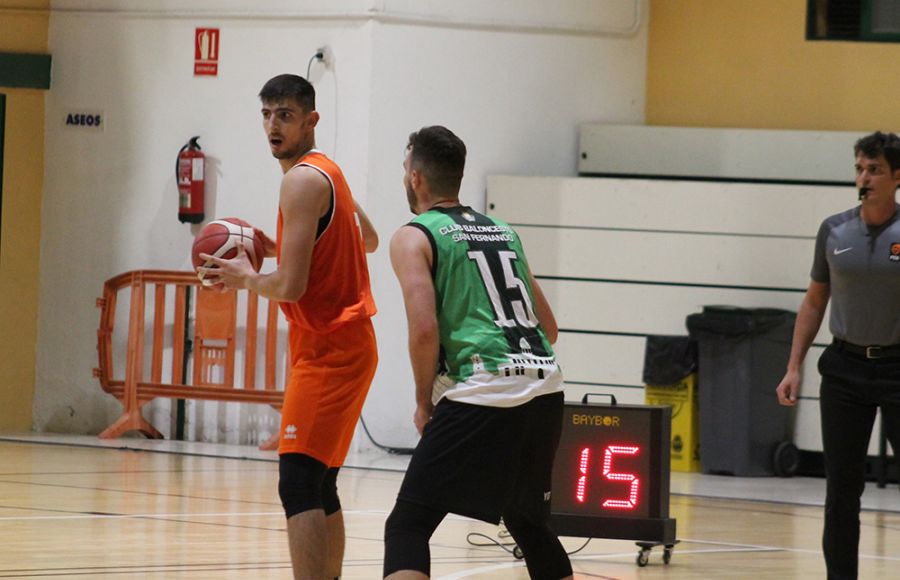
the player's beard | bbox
[273,141,304,161]
[270,131,313,162]
[406,183,418,214]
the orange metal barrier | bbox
[94,270,286,449]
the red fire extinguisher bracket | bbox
[177,136,205,224]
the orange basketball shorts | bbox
[278,317,378,467]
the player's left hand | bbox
[197,243,256,290]
[254,227,277,258]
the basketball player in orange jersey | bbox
[198,73,378,580]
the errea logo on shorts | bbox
[284,424,298,440]
[890,243,900,262]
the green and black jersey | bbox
[408,205,564,407]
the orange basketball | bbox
[192,217,265,286]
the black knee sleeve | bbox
[503,512,573,580]
[322,467,342,516]
[383,500,445,578]
[278,453,327,518]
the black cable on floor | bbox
[466,532,518,555]
[359,415,414,455]
[566,537,593,555]
[467,531,592,557]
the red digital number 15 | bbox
[576,445,641,510]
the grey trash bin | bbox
[686,306,798,476]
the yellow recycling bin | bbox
[645,374,700,472]
[643,335,700,473]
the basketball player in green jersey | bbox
[383,125,573,579]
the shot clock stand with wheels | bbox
[542,394,678,567]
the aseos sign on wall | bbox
[194,28,220,76]
[64,110,104,131]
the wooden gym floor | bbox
[1,436,899,579]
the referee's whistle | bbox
[858,187,871,200]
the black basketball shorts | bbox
[396,391,565,524]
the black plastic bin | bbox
[686,306,798,477]
[643,335,701,472]
[642,335,697,386]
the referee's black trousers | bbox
[818,344,900,580]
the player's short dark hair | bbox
[259,74,315,112]
[854,131,900,173]
[407,126,467,196]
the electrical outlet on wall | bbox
[316,46,333,69]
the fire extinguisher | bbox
[177,136,205,224]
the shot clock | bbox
[550,396,677,544]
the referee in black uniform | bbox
[777,131,900,580]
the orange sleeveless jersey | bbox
[276,150,376,332]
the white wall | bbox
[35,1,374,437]
[362,19,648,447]
[32,0,649,447]
[488,175,858,456]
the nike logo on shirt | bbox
[833,247,853,255]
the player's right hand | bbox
[413,403,433,436]
[198,243,256,291]
[776,369,801,407]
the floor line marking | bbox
[0,508,397,522]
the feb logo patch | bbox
[890,243,900,262]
